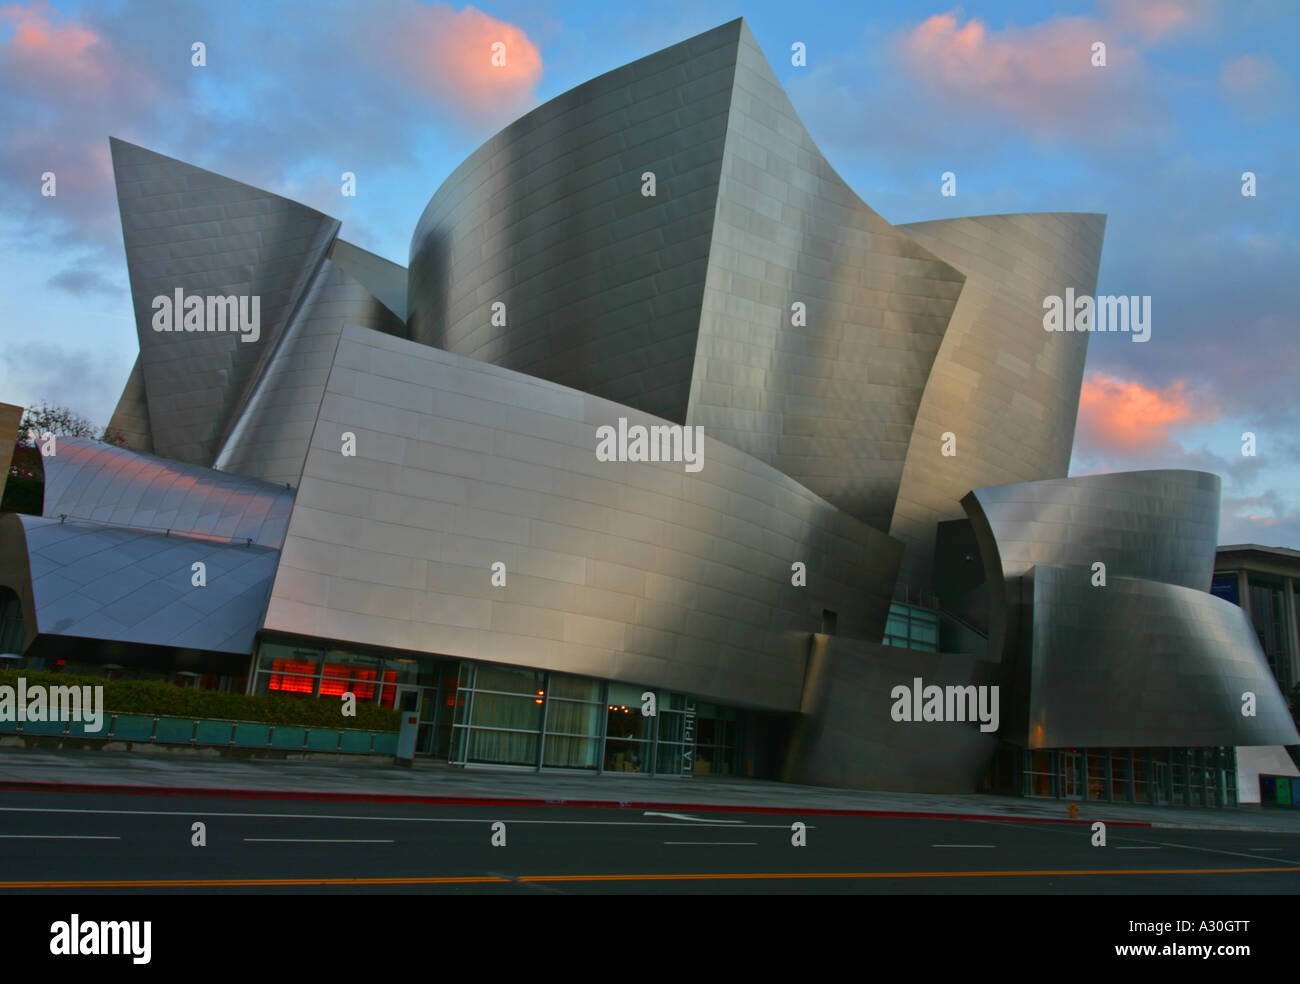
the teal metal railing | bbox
[0,712,397,755]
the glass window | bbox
[1248,577,1291,689]
[549,674,602,701]
[475,664,546,696]
[544,736,600,769]
[546,700,602,737]
[470,692,544,732]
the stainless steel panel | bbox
[407,22,742,424]
[264,325,902,711]
[1025,565,1299,748]
[214,258,406,486]
[8,514,277,655]
[111,137,340,467]
[891,212,1107,588]
[967,470,1220,591]
[41,437,294,549]
[784,633,1002,792]
[688,23,966,532]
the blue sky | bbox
[0,0,1296,545]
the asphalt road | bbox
[2,788,1299,894]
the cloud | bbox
[357,3,542,119]
[1220,489,1300,548]
[1219,53,1290,116]
[47,259,122,297]
[894,10,1154,139]
[1100,0,1216,42]
[1075,373,1218,454]
[0,339,134,427]
[0,0,544,260]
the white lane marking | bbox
[931,844,995,848]
[244,838,394,843]
[664,841,757,846]
[0,834,120,839]
[0,806,802,830]
[643,811,744,824]
[1122,837,1300,866]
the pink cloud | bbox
[1220,53,1288,115]
[893,3,1219,138]
[897,10,1139,133]
[359,3,542,118]
[1101,0,1214,42]
[1076,373,1218,453]
[0,1,159,101]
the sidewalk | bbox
[3,745,1299,833]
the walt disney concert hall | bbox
[2,19,1294,802]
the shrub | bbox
[0,670,399,732]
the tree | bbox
[16,401,100,447]
[7,402,124,493]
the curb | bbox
[0,779,1153,826]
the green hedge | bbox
[0,670,399,732]
[1,475,43,516]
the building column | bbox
[1284,577,1300,692]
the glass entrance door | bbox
[1153,760,1170,805]
[1060,749,1083,798]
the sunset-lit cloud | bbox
[1075,373,1218,453]
[889,2,1221,138]
[356,2,542,118]
[1101,0,1214,42]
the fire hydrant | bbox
[1068,803,1079,819]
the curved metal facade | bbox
[111,138,341,468]
[263,325,902,711]
[42,438,295,549]
[213,258,406,487]
[686,24,966,531]
[967,470,1221,591]
[407,21,741,423]
[407,21,966,533]
[890,212,1106,587]
[10,19,1270,797]
[1,513,277,655]
[783,633,1001,792]
[1024,565,1298,748]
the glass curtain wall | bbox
[1019,746,1237,807]
[450,663,743,776]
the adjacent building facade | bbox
[3,19,1296,801]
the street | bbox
[2,787,1298,894]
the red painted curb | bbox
[0,779,1153,826]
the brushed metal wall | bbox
[1024,565,1299,748]
[967,470,1221,591]
[687,23,966,532]
[214,258,406,487]
[41,437,294,549]
[890,212,1106,589]
[783,633,1002,792]
[111,137,339,467]
[263,325,901,711]
[407,21,742,424]
[105,358,153,454]
[4,513,278,655]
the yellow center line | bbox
[2,866,1298,888]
